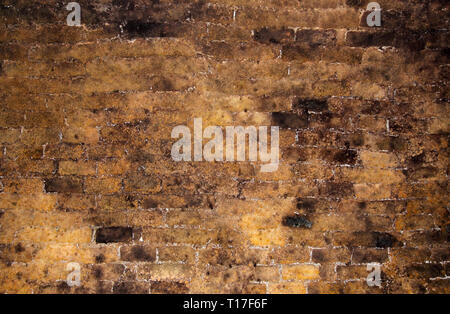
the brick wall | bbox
[0,0,448,294]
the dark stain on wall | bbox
[373,232,401,248]
[95,254,106,264]
[45,177,83,193]
[271,112,308,129]
[294,98,329,112]
[254,27,295,45]
[282,215,313,229]
[96,227,133,243]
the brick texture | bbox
[0,0,448,294]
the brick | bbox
[142,194,214,209]
[124,174,162,194]
[337,168,405,184]
[354,183,391,200]
[57,194,95,211]
[2,178,43,194]
[296,29,337,47]
[308,280,384,294]
[199,248,271,266]
[96,227,133,244]
[33,244,119,264]
[403,263,446,280]
[113,281,150,294]
[253,27,295,45]
[352,248,389,264]
[151,281,189,294]
[320,181,355,198]
[158,246,196,264]
[120,245,156,262]
[44,177,83,193]
[268,282,307,294]
[84,264,125,283]
[282,264,320,281]
[332,231,403,248]
[84,178,122,194]
[142,228,218,246]
[271,246,310,264]
[254,266,280,282]
[63,126,99,144]
[395,215,435,231]
[312,248,351,263]
[98,159,131,176]
[58,161,97,176]
[137,264,193,281]
[336,265,369,280]
[16,227,92,244]
[390,248,431,265]
[45,143,84,160]
[0,193,57,211]
[190,265,255,293]
[272,112,308,129]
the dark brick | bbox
[346,0,362,8]
[321,147,358,165]
[281,45,318,61]
[346,30,427,50]
[44,177,83,193]
[271,112,308,129]
[352,248,388,263]
[346,31,395,47]
[373,232,401,248]
[293,98,328,112]
[404,264,445,280]
[282,215,312,229]
[122,20,186,38]
[296,198,317,212]
[253,27,295,45]
[96,227,133,243]
[321,181,354,198]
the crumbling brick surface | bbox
[0,0,448,294]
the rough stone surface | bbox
[0,0,448,294]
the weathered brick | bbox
[124,174,162,194]
[84,178,122,194]
[120,245,156,262]
[158,246,196,264]
[312,248,351,263]
[142,228,218,246]
[282,264,320,281]
[151,281,189,294]
[352,248,389,264]
[254,266,280,282]
[268,282,307,294]
[44,177,83,193]
[59,161,97,176]
[296,29,337,47]
[137,264,193,281]
[308,280,384,294]
[96,227,133,244]
[253,27,295,45]
[113,281,150,294]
